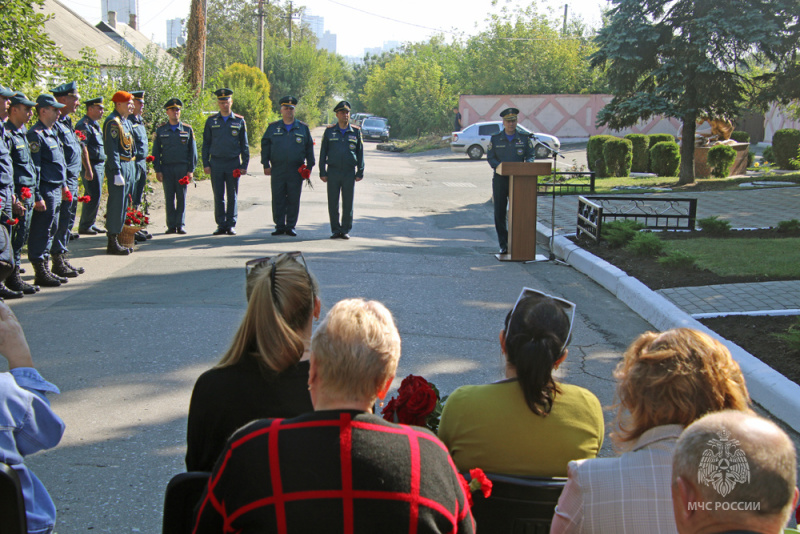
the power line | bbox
[324,0,461,36]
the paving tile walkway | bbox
[538,185,800,318]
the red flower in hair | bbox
[20,187,32,200]
[232,169,242,178]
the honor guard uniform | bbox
[319,100,364,239]
[152,98,197,234]
[50,81,85,278]
[487,107,534,255]
[202,88,249,235]
[3,93,41,295]
[261,95,314,236]
[103,91,137,255]
[129,91,151,243]
[27,94,68,287]
[76,97,106,235]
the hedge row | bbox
[588,133,679,177]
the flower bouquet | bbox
[298,164,313,189]
[119,201,149,248]
[381,374,445,433]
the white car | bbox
[450,121,560,160]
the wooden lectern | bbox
[496,161,552,261]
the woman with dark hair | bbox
[185,252,320,471]
[438,288,604,476]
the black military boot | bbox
[0,283,23,299]
[51,253,79,278]
[5,266,39,294]
[107,234,130,256]
[44,258,68,283]
[32,260,62,287]
[62,254,85,274]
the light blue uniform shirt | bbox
[0,368,65,534]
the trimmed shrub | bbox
[648,133,675,145]
[707,144,737,178]
[603,138,633,177]
[602,219,645,248]
[747,151,754,167]
[658,249,697,269]
[649,141,681,177]
[730,130,750,143]
[624,134,650,173]
[772,129,800,170]
[762,145,775,164]
[587,135,617,177]
[626,232,665,257]
[698,216,731,236]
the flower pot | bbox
[119,225,141,248]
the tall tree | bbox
[184,0,206,90]
[592,0,800,184]
[0,0,58,85]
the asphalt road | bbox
[11,132,655,532]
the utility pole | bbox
[562,4,568,35]
[257,0,264,71]
[287,1,293,50]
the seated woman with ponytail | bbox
[438,287,604,476]
[185,252,320,471]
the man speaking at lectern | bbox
[487,107,534,255]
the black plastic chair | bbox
[0,462,27,534]
[465,472,567,534]
[162,471,211,534]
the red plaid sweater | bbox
[193,409,475,533]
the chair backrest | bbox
[162,471,211,534]
[467,472,566,534]
[0,462,28,534]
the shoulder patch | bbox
[352,125,360,130]
[30,140,40,153]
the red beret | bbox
[111,91,133,103]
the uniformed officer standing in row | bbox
[487,107,534,255]
[0,84,12,121]
[50,81,85,278]
[103,91,137,255]
[319,100,364,240]
[261,95,314,236]
[152,98,197,234]
[129,90,151,242]
[4,93,40,296]
[27,95,69,286]
[0,85,18,299]
[76,97,106,235]
[203,88,249,236]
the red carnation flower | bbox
[75,130,86,141]
[458,474,474,508]
[146,155,155,163]
[469,468,493,499]
[298,164,311,180]
[7,218,19,226]
[20,187,32,200]
[78,195,91,203]
[232,169,242,178]
[63,189,73,202]
[179,176,190,185]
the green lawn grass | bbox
[545,173,800,194]
[665,238,800,277]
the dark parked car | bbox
[361,117,390,142]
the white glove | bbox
[114,174,124,186]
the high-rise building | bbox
[301,11,336,54]
[166,17,184,49]
[101,0,138,26]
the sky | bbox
[58,0,609,57]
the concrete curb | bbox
[538,223,800,432]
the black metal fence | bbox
[537,172,596,194]
[577,196,698,241]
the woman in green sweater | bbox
[439,288,604,477]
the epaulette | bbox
[352,125,361,130]
[233,113,243,119]
[181,122,192,129]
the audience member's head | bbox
[310,298,401,408]
[671,410,799,534]
[502,289,573,416]
[219,252,320,373]
[613,328,750,447]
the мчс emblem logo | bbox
[698,427,750,497]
